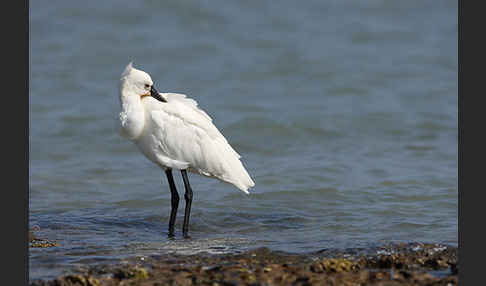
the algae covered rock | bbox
[311,258,359,273]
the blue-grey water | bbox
[29,0,457,281]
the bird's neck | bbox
[119,87,146,140]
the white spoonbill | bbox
[118,62,255,238]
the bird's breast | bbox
[119,106,146,140]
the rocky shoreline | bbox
[30,239,457,286]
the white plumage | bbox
[118,63,255,194]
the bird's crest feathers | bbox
[121,62,134,79]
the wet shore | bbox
[30,234,457,286]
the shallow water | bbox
[29,0,457,281]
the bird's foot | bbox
[168,231,176,239]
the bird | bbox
[118,62,255,238]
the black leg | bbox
[181,169,193,238]
[165,169,179,237]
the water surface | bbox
[29,0,457,280]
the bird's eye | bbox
[144,84,150,89]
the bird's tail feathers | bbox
[216,144,255,194]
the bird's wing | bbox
[159,93,240,158]
[163,93,213,122]
[147,97,254,193]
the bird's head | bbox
[119,62,167,102]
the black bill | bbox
[150,85,167,102]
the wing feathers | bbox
[147,96,253,193]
